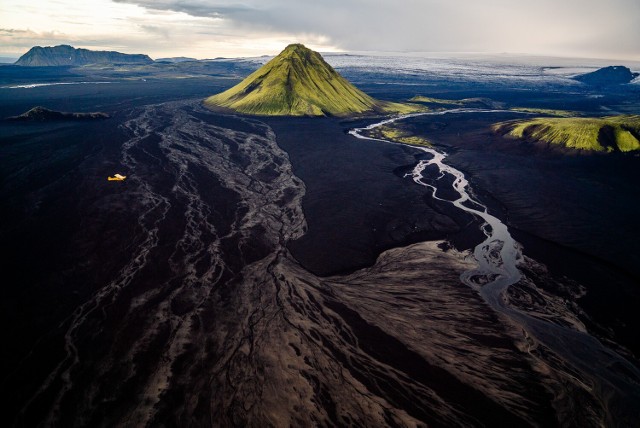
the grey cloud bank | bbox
[3,0,639,60]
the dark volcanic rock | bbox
[574,65,639,85]
[7,106,110,121]
[15,45,152,67]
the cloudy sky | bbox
[1,0,638,60]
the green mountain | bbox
[204,44,419,116]
[493,115,640,152]
[15,45,152,67]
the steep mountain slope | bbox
[205,44,417,116]
[493,115,640,152]
[15,45,152,66]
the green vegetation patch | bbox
[367,125,432,147]
[379,101,428,114]
[205,44,430,117]
[510,107,578,117]
[493,115,640,152]
[614,127,640,152]
[205,44,379,116]
[410,95,504,109]
[409,96,464,106]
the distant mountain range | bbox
[15,45,153,67]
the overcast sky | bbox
[1,0,638,60]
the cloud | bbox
[1,0,638,60]
[0,27,147,54]
[112,0,254,18]
[138,25,170,38]
[111,0,640,60]
[0,28,73,47]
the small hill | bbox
[7,106,110,121]
[204,44,420,116]
[573,66,639,86]
[15,45,153,67]
[493,115,640,152]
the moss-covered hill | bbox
[493,115,640,152]
[204,44,420,117]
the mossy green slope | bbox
[509,107,577,117]
[205,44,422,116]
[409,96,464,106]
[493,115,640,152]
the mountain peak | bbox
[283,43,308,52]
[204,44,378,116]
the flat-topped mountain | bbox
[205,44,417,116]
[574,66,639,85]
[15,45,153,67]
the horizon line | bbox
[2,45,640,65]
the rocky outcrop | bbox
[7,106,110,121]
[573,66,639,85]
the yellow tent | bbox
[107,173,126,181]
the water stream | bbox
[349,110,640,422]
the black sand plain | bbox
[1,62,640,426]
